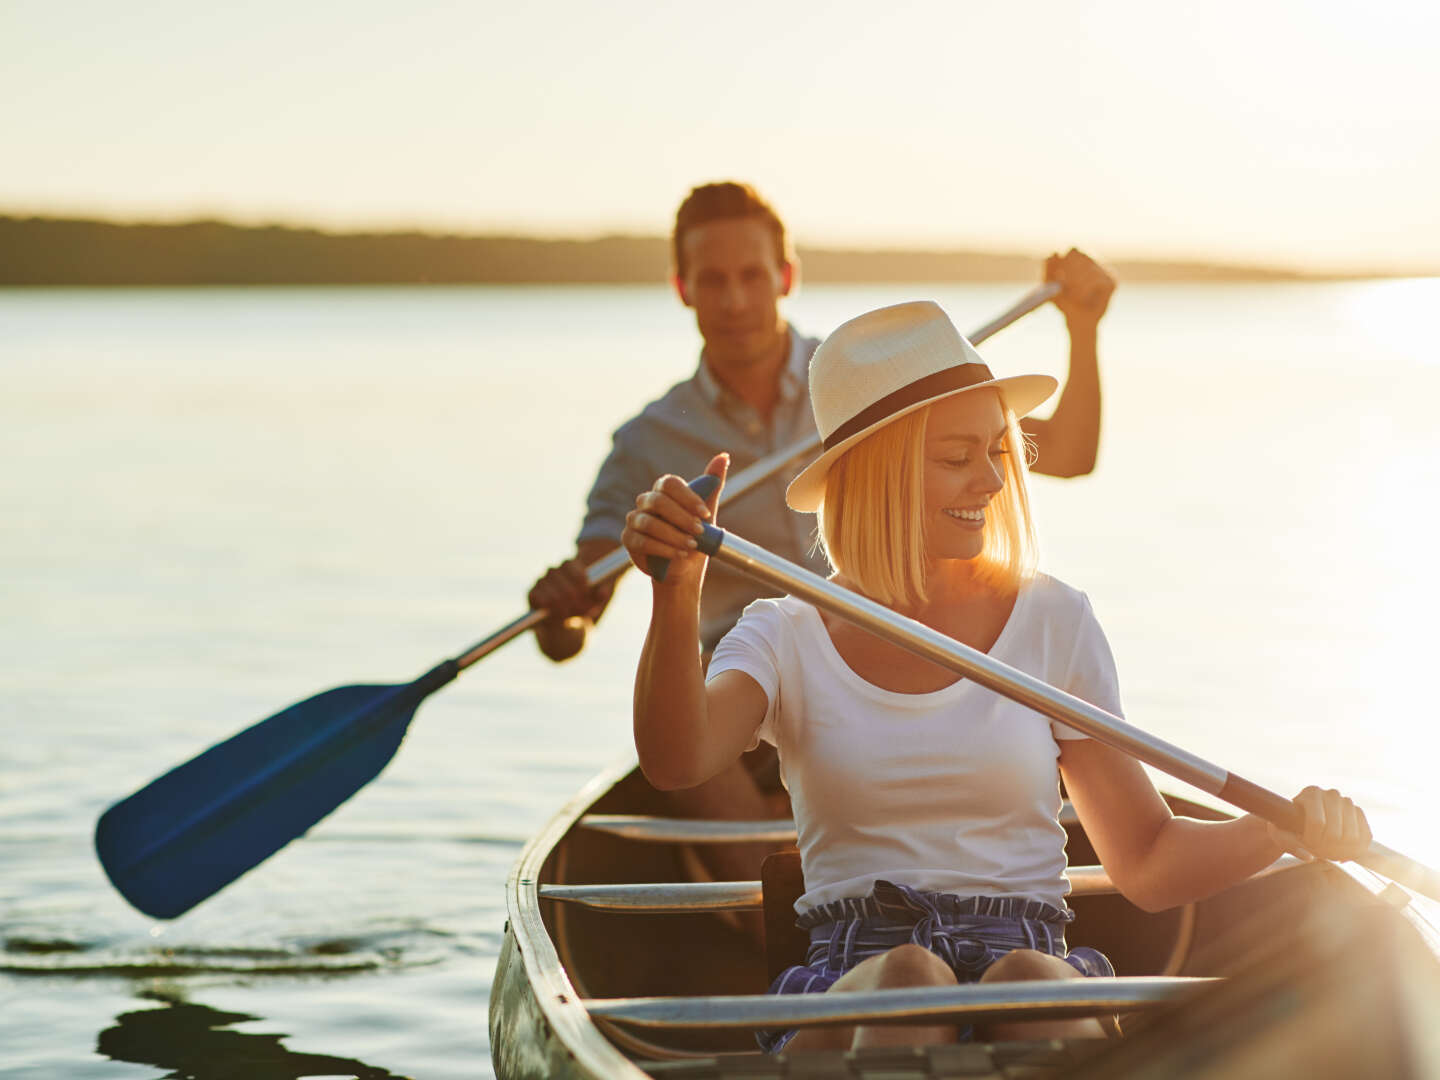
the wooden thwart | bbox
[537,858,1301,913]
[541,880,762,912]
[578,815,799,844]
[586,977,1216,1030]
[578,803,1080,844]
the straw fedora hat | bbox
[785,301,1057,512]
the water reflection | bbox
[98,990,402,1080]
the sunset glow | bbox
[3,0,1437,274]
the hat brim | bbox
[784,373,1058,513]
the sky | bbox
[4,0,1437,274]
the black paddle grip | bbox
[647,473,722,582]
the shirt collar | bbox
[695,324,805,410]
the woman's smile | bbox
[942,506,986,528]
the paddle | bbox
[96,284,1060,919]
[649,511,1440,905]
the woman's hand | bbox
[1267,786,1373,862]
[621,453,728,590]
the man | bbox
[528,181,1115,661]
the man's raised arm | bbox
[1024,248,1115,478]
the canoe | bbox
[490,759,1440,1079]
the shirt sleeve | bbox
[707,600,783,751]
[577,422,655,546]
[1052,591,1123,741]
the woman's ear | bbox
[672,273,691,307]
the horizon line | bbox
[3,210,1436,283]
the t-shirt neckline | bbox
[794,581,1031,706]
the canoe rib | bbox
[586,977,1216,1030]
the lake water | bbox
[3,279,1439,1078]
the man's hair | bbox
[672,182,789,277]
[816,399,1038,609]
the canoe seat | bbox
[577,804,1081,844]
[578,815,797,844]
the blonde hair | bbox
[816,400,1038,609]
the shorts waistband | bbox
[796,878,1074,931]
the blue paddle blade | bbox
[96,660,457,919]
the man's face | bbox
[675,217,792,370]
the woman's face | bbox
[922,389,1009,562]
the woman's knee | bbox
[980,948,1080,983]
[869,944,957,989]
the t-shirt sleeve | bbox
[707,600,783,751]
[577,423,655,546]
[1052,591,1123,741]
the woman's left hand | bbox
[1268,786,1373,862]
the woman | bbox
[621,300,1370,1052]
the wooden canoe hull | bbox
[490,760,1440,1079]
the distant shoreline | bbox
[0,215,1415,286]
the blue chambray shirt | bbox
[579,325,833,653]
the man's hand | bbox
[527,558,611,625]
[526,538,621,662]
[1045,248,1115,330]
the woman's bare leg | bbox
[784,943,960,1053]
[975,949,1108,1041]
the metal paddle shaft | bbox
[675,521,1440,905]
[453,282,1061,671]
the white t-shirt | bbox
[707,573,1122,913]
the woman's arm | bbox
[624,454,770,790]
[1060,738,1372,912]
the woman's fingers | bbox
[638,487,708,535]
[1284,786,1372,861]
[1296,786,1330,851]
[621,459,729,577]
[1337,796,1364,850]
[631,510,699,552]
[657,474,713,522]
[622,480,703,572]
[624,530,692,563]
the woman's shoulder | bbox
[725,594,815,641]
[1021,572,1095,627]
[712,595,818,677]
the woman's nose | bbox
[975,456,1005,493]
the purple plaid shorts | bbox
[758,878,1114,1054]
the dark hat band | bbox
[821,362,996,451]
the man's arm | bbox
[1023,248,1115,479]
[526,537,622,662]
[527,417,660,662]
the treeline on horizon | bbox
[0,214,1340,286]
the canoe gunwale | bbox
[493,757,651,1080]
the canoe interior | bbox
[520,765,1440,1076]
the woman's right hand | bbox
[622,453,728,590]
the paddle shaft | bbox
[689,524,1440,903]
[454,282,1061,671]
